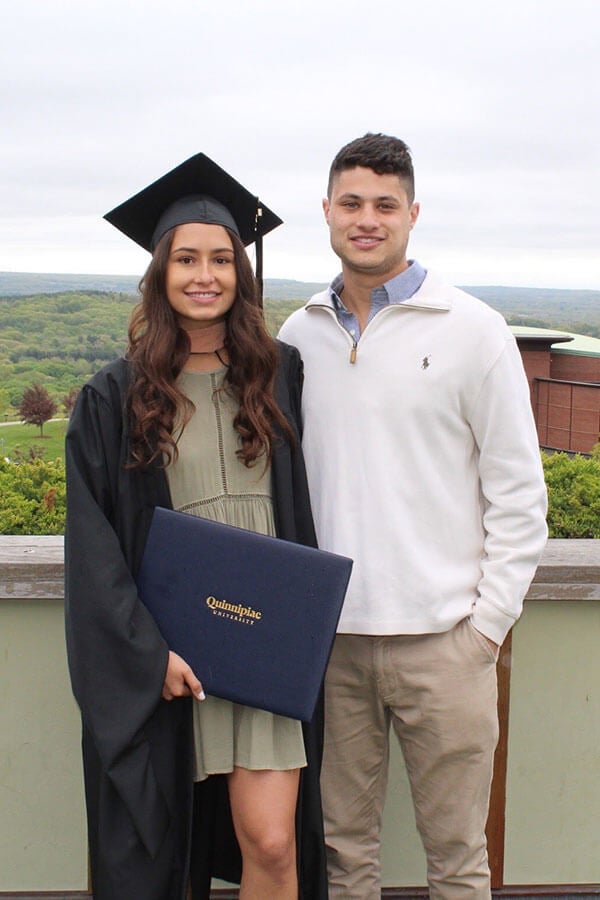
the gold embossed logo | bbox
[206,596,262,626]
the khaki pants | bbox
[321,620,499,900]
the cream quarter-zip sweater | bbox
[279,271,548,645]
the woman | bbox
[64,154,327,900]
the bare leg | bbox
[227,766,300,900]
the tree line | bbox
[0,291,306,414]
[3,287,600,417]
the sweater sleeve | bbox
[64,382,171,856]
[468,337,548,644]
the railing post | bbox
[486,631,512,888]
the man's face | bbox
[323,166,419,282]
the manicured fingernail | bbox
[196,690,206,701]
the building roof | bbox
[510,325,600,358]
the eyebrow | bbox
[171,245,235,254]
[336,192,400,203]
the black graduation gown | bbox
[64,342,328,900]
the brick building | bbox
[512,326,600,454]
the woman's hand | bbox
[162,651,205,701]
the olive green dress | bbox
[167,366,306,782]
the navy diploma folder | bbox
[136,507,353,721]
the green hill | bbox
[0,271,329,301]
[0,291,137,410]
[0,288,309,413]
[0,271,141,295]
[2,270,599,332]
[464,285,600,335]
[1,272,599,417]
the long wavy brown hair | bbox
[126,226,294,469]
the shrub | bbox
[0,457,66,535]
[542,451,600,538]
[0,448,598,539]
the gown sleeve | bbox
[273,341,318,549]
[274,342,328,898]
[64,379,172,857]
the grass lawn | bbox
[0,418,67,463]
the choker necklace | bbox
[189,346,225,355]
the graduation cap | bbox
[103,153,282,295]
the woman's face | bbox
[165,222,237,330]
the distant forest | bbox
[1,271,599,415]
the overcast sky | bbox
[1,0,598,289]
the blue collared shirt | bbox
[330,260,427,340]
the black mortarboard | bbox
[103,153,282,293]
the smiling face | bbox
[165,222,237,330]
[323,166,419,284]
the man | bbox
[279,133,548,900]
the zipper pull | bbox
[350,341,357,364]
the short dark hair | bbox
[327,133,415,202]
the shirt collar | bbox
[329,260,427,312]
